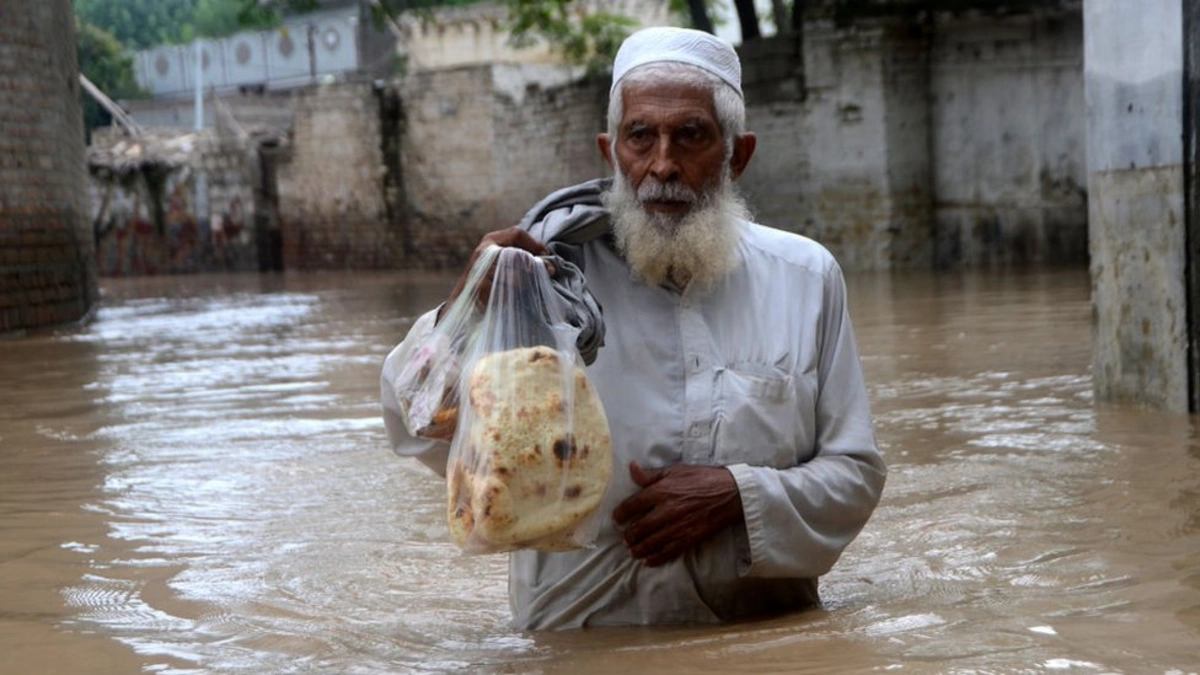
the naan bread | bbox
[447,346,612,551]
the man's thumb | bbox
[629,461,663,487]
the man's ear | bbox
[597,133,614,169]
[729,133,757,181]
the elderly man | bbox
[381,26,886,630]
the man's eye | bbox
[625,128,652,147]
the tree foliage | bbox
[191,0,282,39]
[73,0,196,49]
[503,0,637,73]
[76,19,145,138]
[72,0,309,46]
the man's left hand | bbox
[612,462,744,567]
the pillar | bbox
[0,0,98,332]
[1085,0,1189,411]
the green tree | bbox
[73,0,196,49]
[76,18,145,139]
[502,0,637,73]
[191,0,281,39]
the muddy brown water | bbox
[1,269,1198,674]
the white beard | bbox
[602,166,749,292]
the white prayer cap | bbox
[611,27,743,99]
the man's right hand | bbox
[438,227,552,323]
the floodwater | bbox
[1,268,1198,674]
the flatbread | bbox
[447,346,612,551]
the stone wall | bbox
[1084,0,1188,412]
[276,81,398,269]
[931,10,1087,267]
[745,9,1085,270]
[0,0,98,332]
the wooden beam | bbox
[78,73,143,138]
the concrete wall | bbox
[932,11,1087,267]
[276,82,398,269]
[0,0,98,332]
[773,23,935,270]
[1084,0,1187,411]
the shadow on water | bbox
[0,268,1198,673]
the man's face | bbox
[608,82,728,219]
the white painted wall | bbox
[1084,0,1183,171]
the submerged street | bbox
[1,269,1198,673]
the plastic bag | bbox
[392,245,499,443]
[397,245,613,553]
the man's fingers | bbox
[632,528,688,567]
[490,227,549,256]
[441,227,551,318]
[612,489,656,526]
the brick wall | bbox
[489,66,609,230]
[0,0,98,332]
[400,66,497,267]
[276,82,397,269]
[400,64,608,268]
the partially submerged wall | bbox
[88,132,260,276]
[276,82,398,270]
[1084,0,1188,411]
[109,5,1089,274]
[778,23,935,270]
[0,0,97,332]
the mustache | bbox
[636,178,699,204]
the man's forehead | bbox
[619,81,719,122]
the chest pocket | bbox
[712,363,814,468]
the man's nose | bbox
[647,136,681,183]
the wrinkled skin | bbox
[596,81,756,213]
[613,462,744,567]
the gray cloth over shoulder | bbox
[516,178,614,365]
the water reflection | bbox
[0,269,1198,673]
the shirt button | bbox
[688,354,701,372]
[688,422,704,438]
